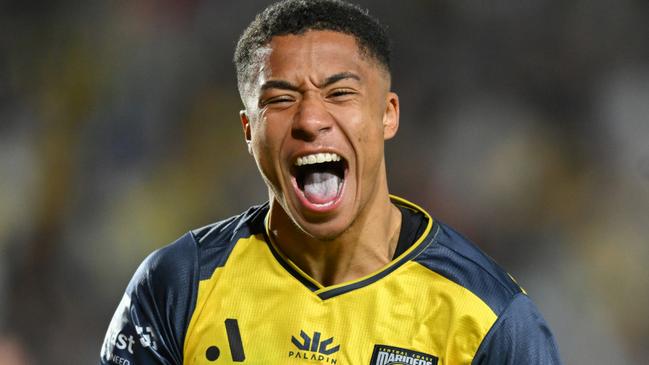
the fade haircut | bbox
[234,0,391,97]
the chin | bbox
[271,184,356,242]
[300,225,345,242]
[293,212,354,242]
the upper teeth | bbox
[295,153,342,166]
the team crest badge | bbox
[369,344,438,365]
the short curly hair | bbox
[234,0,391,96]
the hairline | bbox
[238,29,391,106]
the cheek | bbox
[333,105,382,143]
[356,106,387,163]
[354,114,385,146]
[251,118,286,177]
[252,117,277,152]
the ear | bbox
[240,110,253,154]
[383,92,400,140]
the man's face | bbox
[241,30,399,240]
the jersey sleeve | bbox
[472,293,563,365]
[100,233,199,365]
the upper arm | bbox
[472,294,562,365]
[100,233,199,365]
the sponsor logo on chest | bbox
[288,330,340,364]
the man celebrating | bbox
[100,1,562,364]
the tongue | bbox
[303,171,341,204]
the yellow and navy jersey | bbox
[100,196,562,365]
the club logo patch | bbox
[369,344,438,365]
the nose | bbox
[291,92,333,141]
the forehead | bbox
[258,30,380,83]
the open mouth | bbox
[291,152,347,209]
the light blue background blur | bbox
[1,0,648,364]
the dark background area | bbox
[1,0,648,363]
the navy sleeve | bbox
[100,233,199,365]
[472,293,562,365]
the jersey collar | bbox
[263,195,440,300]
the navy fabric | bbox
[415,222,562,364]
[99,233,199,365]
[471,294,563,365]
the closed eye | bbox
[261,96,294,107]
[328,89,356,99]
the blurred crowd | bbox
[1,0,648,364]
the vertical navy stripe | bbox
[224,318,246,362]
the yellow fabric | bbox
[183,232,498,365]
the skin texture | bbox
[240,30,401,286]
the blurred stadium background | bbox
[1,0,648,363]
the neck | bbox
[267,180,402,287]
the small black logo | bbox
[204,318,245,362]
[291,330,340,355]
[369,344,438,365]
[289,330,340,363]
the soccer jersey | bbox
[99,196,562,365]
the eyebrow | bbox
[260,79,299,92]
[260,72,361,92]
[319,72,361,88]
